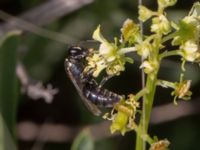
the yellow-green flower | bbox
[157,77,192,104]
[139,5,155,22]
[110,110,129,135]
[106,60,125,76]
[140,60,158,74]
[150,139,170,150]
[151,15,171,35]
[104,95,139,135]
[136,40,152,59]
[172,16,200,45]
[85,53,107,77]
[93,25,117,61]
[120,19,141,44]
[87,25,133,77]
[158,0,177,10]
[172,80,192,100]
[180,40,200,62]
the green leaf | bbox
[71,129,94,150]
[0,30,21,150]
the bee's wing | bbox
[77,92,102,116]
[66,63,101,116]
[71,78,102,116]
[78,40,100,50]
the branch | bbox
[16,62,58,103]
[0,0,93,31]
[0,0,94,44]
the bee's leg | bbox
[99,75,114,88]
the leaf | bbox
[71,129,95,150]
[0,30,21,149]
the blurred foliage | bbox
[71,129,94,150]
[0,0,200,150]
[0,31,20,149]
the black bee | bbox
[65,46,123,116]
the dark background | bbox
[0,0,200,149]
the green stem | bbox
[135,74,158,150]
[135,34,161,150]
[162,31,178,43]
[159,50,182,60]
[118,47,137,54]
[157,79,176,89]
[135,88,149,101]
[134,124,154,145]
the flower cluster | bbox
[139,0,175,35]
[84,0,200,149]
[84,25,135,77]
[172,14,200,62]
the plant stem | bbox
[159,50,182,59]
[135,74,158,150]
[118,47,137,54]
[162,31,178,43]
[135,88,149,101]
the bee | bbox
[65,46,123,116]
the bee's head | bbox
[68,46,88,60]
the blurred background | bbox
[0,0,200,149]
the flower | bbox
[110,109,130,135]
[150,139,170,150]
[106,60,125,76]
[120,19,141,44]
[139,5,155,22]
[104,95,139,135]
[157,77,192,105]
[93,25,117,60]
[158,0,177,10]
[140,60,158,74]
[85,53,107,77]
[151,14,171,35]
[136,40,152,59]
[180,40,200,62]
[172,80,192,101]
[172,16,200,45]
[86,25,133,77]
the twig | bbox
[16,62,58,103]
[0,0,93,31]
[0,10,73,44]
[0,0,94,44]
[17,99,200,142]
